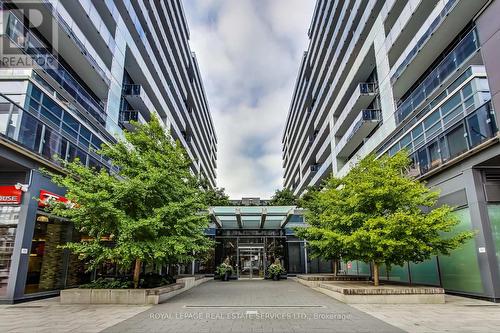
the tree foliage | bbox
[43,117,213,287]
[269,188,298,206]
[203,185,231,206]
[295,151,474,285]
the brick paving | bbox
[102,279,404,333]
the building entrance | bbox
[237,245,264,279]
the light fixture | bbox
[14,183,29,192]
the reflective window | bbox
[0,206,20,296]
[446,124,468,158]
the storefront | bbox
[0,159,90,303]
[0,186,22,297]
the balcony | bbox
[395,29,480,125]
[336,109,382,158]
[333,82,378,136]
[408,101,498,177]
[119,110,145,131]
[122,84,154,115]
[2,11,107,125]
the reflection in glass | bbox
[0,206,20,296]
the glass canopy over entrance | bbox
[208,206,306,279]
[208,206,304,230]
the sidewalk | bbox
[351,295,500,333]
[0,297,150,333]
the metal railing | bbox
[395,29,479,125]
[3,11,107,125]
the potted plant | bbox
[216,258,233,281]
[268,259,286,281]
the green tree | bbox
[203,185,231,206]
[43,117,213,288]
[296,151,474,286]
[269,188,298,206]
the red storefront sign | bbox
[38,190,70,207]
[0,186,22,205]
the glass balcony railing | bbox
[119,110,139,123]
[122,84,142,96]
[395,29,479,125]
[40,0,110,85]
[392,0,459,84]
[3,11,107,125]
[359,82,378,94]
[337,109,382,154]
[0,92,115,173]
[407,101,497,177]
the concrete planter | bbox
[60,276,210,305]
[293,278,445,304]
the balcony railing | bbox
[0,92,115,172]
[310,164,320,172]
[392,0,459,84]
[408,101,497,177]
[3,11,107,125]
[336,109,382,157]
[395,29,479,125]
[40,0,110,85]
[359,82,378,94]
[122,84,142,96]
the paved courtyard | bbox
[1,279,500,332]
[102,279,403,333]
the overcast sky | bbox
[184,0,315,199]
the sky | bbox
[184,0,315,199]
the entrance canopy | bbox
[208,206,305,229]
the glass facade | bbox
[439,208,483,294]
[395,29,479,124]
[487,204,500,276]
[0,206,20,296]
[0,87,116,172]
[25,213,89,294]
[409,257,440,286]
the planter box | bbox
[294,274,368,287]
[60,277,210,305]
[295,279,445,304]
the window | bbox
[41,96,63,118]
[428,140,441,170]
[0,206,20,296]
[440,93,462,117]
[18,113,43,151]
[466,105,495,147]
[446,124,468,158]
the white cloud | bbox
[184,0,314,198]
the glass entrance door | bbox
[238,246,264,279]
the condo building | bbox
[0,0,216,303]
[283,0,500,301]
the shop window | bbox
[0,206,20,296]
[25,214,88,294]
[439,208,483,294]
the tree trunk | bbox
[133,258,142,289]
[333,259,338,276]
[372,262,379,287]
